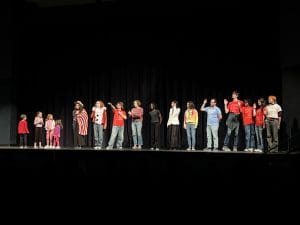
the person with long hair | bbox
[149,102,162,150]
[91,100,107,150]
[253,98,266,153]
[45,114,55,149]
[53,119,63,149]
[201,98,222,151]
[167,100,181,150]
[265,95,282,153]
[106,102,127,150]
[73,101,88,149]
[128,100,144,150]
[34,111,44,149]
[223,91,244,152]
[240,99,255,152]
[184,101,198,151]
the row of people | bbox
[18,91,282,152]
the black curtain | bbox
[14,5,282,148]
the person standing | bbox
[91,100,107,150]
[149,102,162,150]
[201,98,222,151]
[128,100,144,150]
[167,100,181,150]
[253,98,266,153]
[240,99,255,152]
[184,101,198,151]
[18,114,30,148]
[34,111,44,149]
[223,91,244,152]
[73,101,88,149]
[265,96,282,153]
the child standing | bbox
[149,102,162,150]
[91,100,107,150]
[128,100,144,150]
[241,99,255,152]
[106,102,127,150]
[18,114,29,148]
[184,101,198,151]
[53,119,63,149]
[167,100,181,150]
[45,114,55,148]
[253,98,266,153]
[34,111,44,149]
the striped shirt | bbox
[77,109,88,136]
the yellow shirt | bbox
[184,109,198,127]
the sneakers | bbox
[212,148,218,151]
[56,146,61,149]
[222,146,231,152]
[186,147,191,151]
[118,147,123,150]
[254,149,263,153]
[191,147,195,151]
[203,148,211,151]
[233,147,238,152]
[94,146,102,150]
[150,147,154,150]
[137,145,142,150]
[155,148,159,151]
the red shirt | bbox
[228,100,244,114]
[241,106,254,125]
[255,108,265,126]
[113,109,126,126]
[18,120,29,134]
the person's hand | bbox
[103,125,107,130]
[278,124,281,130]
[224,99,228,105]
[253,103,256,109]
[92,106,96,111]
[128,111,132,116]
[238,101,241,107]
[108,102,112,105]
[203,99,207,105]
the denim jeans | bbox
[255,125,264,150]
[207,125,219,148]
[93,123,104,147]
[186,123,196,148]
[132,121,143,146]
[244,124,255,149]
[108,126,124,148]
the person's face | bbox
[75,104,80,110]
[38,112,42,117]
[210,100,216,107]
[116,103,122,109]
[232,93,238,99]
[150,104,154,110]
[23,117,27,120]
[245,101,249,106]
[134,101,138,108]
[96,102,101,108]
[49,115,53,120]
[258,100,262,106]
[171,102,175,107]
[268,97,274,104]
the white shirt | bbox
[266,104,282,119]
[93,107,106,125]
[167,107,180,126]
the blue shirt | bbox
[204,106,221,126]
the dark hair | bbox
[210,98,217,104]
[244,98,252,106]
[187,101,195,109]
[134,100,141,107]
[172,100,178,108]
[232,90,239,97]
[150,102,157,110]
[258,98,266,108]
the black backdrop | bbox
[13,2,282,148]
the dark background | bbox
[1,0,300,150]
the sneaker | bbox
[213,148,218,151]
[132,146,137,150]
[34,146,38,149]
[155,148,159,151]
[203,148,211,151]
[248,148,254,153]
[24,146,28,149]
[106,146,112,150]
[137,145,142,150]
[186,147,191,151]
[56,146,61,149]
[191,147,196,151]
[118,147,123,150]
[244,148,250,152]
[150,147,154,150]
[254,149,263,153]
[44,145,49,149]
[19,146,24,149]
[222,146,231,152]
[233,147,238,152]
[94,146,98,150]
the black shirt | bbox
[149,109,161,123]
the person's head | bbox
[36,111,42,118]
[47,114,53,120]
[116,102,124,110]
[20,114,27,120]
[171,100,178,108]
[268,95,277,104]
[56,119,63,128]
[74,101,84,111]
[232,90,239,99]
[210,98,217,107]
[244,99,252,107]
[150,102,157,110]
[95,100,104,108]
[187,101,195,109]
[133,100,141,108]
[258,98,266,107]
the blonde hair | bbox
[134,100,141,107]
[96,100,105,108]
[55,119,63,128]
[46,114,53,120]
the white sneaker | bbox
[106,146,112,150]
[56,146,61,149]
[118,147,122,150]
[222,146,231,152]
[191,147,195,151]
[155,148,159,151]
[137,145,142,150]
[19,146,24,149]
[244,148,250,152]
[150,147,154,150]
[94,147,98,150]
[254,149,263,153]
[186,148,191,151]
[44,145,49,149]
[233,147,238,152]
[248,148,254,152]
[132,146,137,150]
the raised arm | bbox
[224,99,229,114]
[201,99,207,112]
[107,102,116,110]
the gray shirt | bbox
[149,109,161,123]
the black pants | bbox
[167,125,181,149]
[150,122,160,148]
[34,127,43,143]
[19,134,28,146]
[74,124,85,147]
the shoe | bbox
[45,145,49,149]
[24,146,28,149]
[150,147,154,150]
[94,147,98,150]
[155,148,159,151]
[233,147,238,152]
[34,146,38,149]
[222,146,231,152]
[269,149,278,153]
[244,148,250,152]
[248,148,254,153]
[19,146,24,149]
[191,147,195,151]
[132,146,137,150]
[56,146,61,149]
[213,148,218,151]
[106,146,112,150]
[117,147,123,150]
[203,148,211,151]
[186,147,191,151]
[137,145,142,150]
[254,149,263,153]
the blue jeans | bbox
[108,126,124,148]
[132,121,143,146]
[207,125,219,148]
[244,124,255,149]
[255,125,264,150]
[186,123,196,148]
[93,123,104,147]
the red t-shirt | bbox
[241,106,254,125]
[18,120,29,134]
[228,100,244,114]
[255,108,265,126]
[113,109,126,126]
